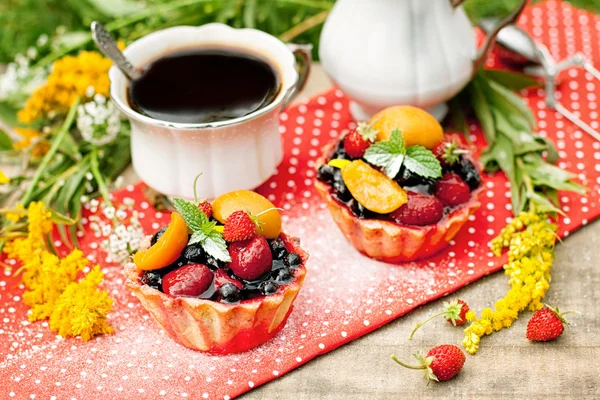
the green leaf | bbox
[0,130,13,151]
[172,198,208,232]
[492,109,547,155]
[486,79,537,130]
[0,102,20,127]
[201,230,231,263]
[468,76,496,144]
[527,191,564,215]
[483,69,541,91]
[404,146,442,179]
[363,129,405,178]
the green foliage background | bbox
[0,0,599,64]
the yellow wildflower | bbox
[6,204,25,222]
[0,170,9,184]
[13,128,49,157]
[17,51,112,123]
[49,265,114,341]
[24,249,89,321]
[463,211,556,355]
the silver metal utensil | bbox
[479,21,600,142]
[91,21,141,81]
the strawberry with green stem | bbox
[343,120,379,159]
[223,207,282,242]
[391,344,466,383]
[409,299,469,340]
[526,304,583,342]
[432,139,468,167]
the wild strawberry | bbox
[526,305,582,342]
[435,172,471,207]
[432,139,466,167]
[409,299,470,340]
[162,264,213,297]
[197,201,212,218]
[223,210,256,242]
[392,344,465,383]
[343,121,379,159]
[390,191,444,226]
[227,235,273,280]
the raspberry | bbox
[434,173,471,207]
[390,191,444,226]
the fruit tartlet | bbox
[315,105,482,263]
[125,190,307,354]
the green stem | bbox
[193,173,203,204]
[391,355,425,370]
[20,97,80,206]
[90,147,113,208]
[408,311,446,340]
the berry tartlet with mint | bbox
[315,105,482,263]
[125,190,307,354]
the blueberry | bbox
[455,158,481,190]
[275,268,292,283]
[333,139,350,160]
[269,238,288,260]
[181,243,206,263]
[285,253,302,268]
[395,167,427,187]
[150,225,168,245]
[260,281,278,295]
[403,183,435,195]
[219,283,241,303]
[348,199,367,218]
[333,169,352,201]
[205,255,224,270]
[141,271,162,290]
[317,164,336,183]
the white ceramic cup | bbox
[109,24,311,199]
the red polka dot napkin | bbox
[1,1,599,399]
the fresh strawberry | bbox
[408,299,470,339]
[526,305,581,342]
[432,139,466,167]
[435,172,471,207]
[343,121,378,159]
[227,235,273,280]
[223,210,256,242]
[162,264,213,297]
[197,201,212,218]
[390,191,444,226]
[392,344,465,383]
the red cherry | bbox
[162,264,213,297]
[227,235,273,280]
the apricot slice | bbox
[133,212,189,270]
[370,105,444,149]
[212,190,282,239]
[341,160,407,214]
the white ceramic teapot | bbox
[319,0,527,120]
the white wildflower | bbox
[98,203,146,264]
[77,97,121,146]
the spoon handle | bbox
[91,21,141,80]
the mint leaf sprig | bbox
[172,198,231,263]
[364,129,442,180]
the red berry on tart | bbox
[125,190,307,354]
[315,106,482,263]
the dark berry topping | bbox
[454,158,481,190]
[219,283,241,303]
[150,225,168,245]
[260,281,278,295]
[269,238,288,260]
[395,166,432,187]
[285,252,302,269]
[333,169,352,202]
[332,139,350,160]
[317,164,336,183]
[141,271,162,290]
[181,243,206,264]
[275,268,292,283]
[205,255,224,270]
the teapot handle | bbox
[468,0,528,72]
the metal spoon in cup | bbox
[91,21,141,81]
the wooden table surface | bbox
[237,66,600,400]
